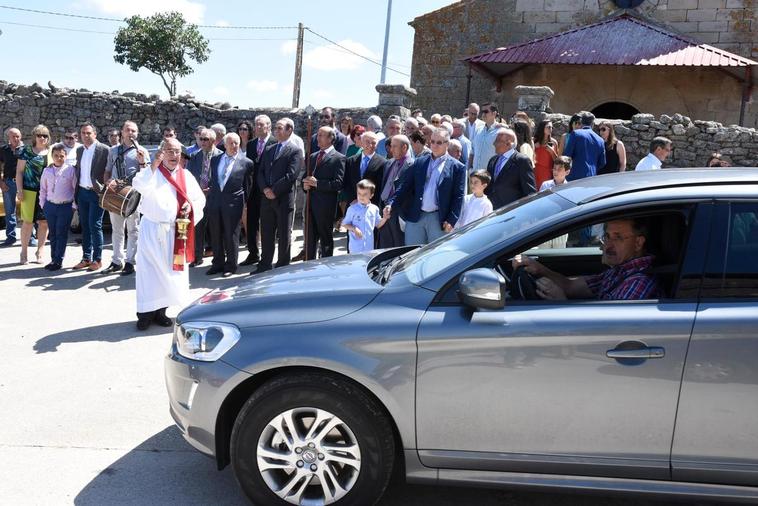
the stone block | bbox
[657,9,689,22]
[670,21,700,32]
[516,0,545,10]
[523,11,557,23]
[726,0,744,6]
[698,0,726,7]
[544,0,585,9]
[668,0,698,8]
[695,31,721,43]
[719,31,755,42]
[698,21,729,31]
[535,22,571,33]
[687,9,718,21]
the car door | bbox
[415,205,708,481]
[672,201,758,487]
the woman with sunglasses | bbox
[236,120,253,157]
[16,124,52,264]
[597,122,627,174]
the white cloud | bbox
[247,80,279,93]
[280,40,298,55]
[303,40,379,71]
[214,20,230,27]
[82,0,206,24]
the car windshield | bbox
[391,192,575,284]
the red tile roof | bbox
[465,13,757,69]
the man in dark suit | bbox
[378,135,413,249]
[343,131,385,206]
[309,107,348,155]
[563,111,605,181]
[240,114,277,266]
[485,128,536,209]
[74,122,110,271]
[186,127,221,266]
[205,133,253,277]
[385,129,465,246]
[255,117,304,274]
[302,126,345,260]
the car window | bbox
[393,192,574,285]
[702,202,758,298]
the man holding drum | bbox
[131,137,205,330]
[102,121,150,275]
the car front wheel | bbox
[231,373,395,506]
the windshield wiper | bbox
[375,256,402,285]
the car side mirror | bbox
[457,268,506,310]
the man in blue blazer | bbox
[205,133,254,277]
[563,111,606,181]
[385,128,465,245]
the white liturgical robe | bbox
[131,166,205,313]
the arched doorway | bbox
[591,102,640,120]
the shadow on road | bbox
[34,320,170,353]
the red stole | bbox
[157,164,195,270]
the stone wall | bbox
[547,111,758,168]
[0,81,392,145]
[409,0,758,123]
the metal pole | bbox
[738,66,752,127]
[380,0,392,84]
[292,22,304,109]
[465,67,473,109]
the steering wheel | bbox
[511,265,540,300]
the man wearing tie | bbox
[205,133,253,277]
[255,118,304,274]
[241,114,276,266]
[485,128,536,209]
[186,128,221,266]
[302,126,345,260]
[309,107,348,155]
[385,129,466,246]
[378,135,412,249]
[343,131,385,206]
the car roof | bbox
[554,168,758,204]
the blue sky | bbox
[0,0,454,108]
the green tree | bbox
[113,11,210,97]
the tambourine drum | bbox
[100,183,141,217]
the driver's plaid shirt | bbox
[585,255,661,300]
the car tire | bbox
[231,373,395,506]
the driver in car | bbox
[512,218,661,300]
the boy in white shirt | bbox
[342,179,388,254]
[539,155,571,191]
[455,170,493,229]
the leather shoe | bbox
[136,317,151,331]
[44,262,55,270]
[252,266,270,275]
[87,260,102,271]
[48,263,62,271]
[189,259,204,267]
[222,271,234,278]
[102,262,123,274]
[239,254,259,266]
[206,267,223,276]
[153,308,173,327]
[291,251,306,262]
[72,259,91,270]
[121,262,135,275]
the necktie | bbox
[200,152,211,189]
[221,156,233,189]
[316,150,325,167]
[381,161,399,203]
[360,155,369,177]
[274,143,282,159]
[494,154,507,180]
[257,139,264,158]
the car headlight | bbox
[174,322,240,362]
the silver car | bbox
[165,169,758,505]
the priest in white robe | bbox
[131,138,205,330]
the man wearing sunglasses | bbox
[62,128,82,166]
[512,218,661,301]
[187,128,222,266]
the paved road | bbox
[0,228,716,505]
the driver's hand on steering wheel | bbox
[511,254,546,277]
[536,277,567,300]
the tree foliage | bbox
[113,11,210,97]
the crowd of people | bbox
[0,104,734,328]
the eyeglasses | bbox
[65,136,77,140]
[599,233,639,245]
[36,134,49,138]
[599,127,608,132]
[429,139,447,145]
[199,137,212,141]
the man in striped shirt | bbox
[512,218,661,300]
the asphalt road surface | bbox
[0,227,719,505]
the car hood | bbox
[178,254,383,328]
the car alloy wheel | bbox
[257,407,361,504]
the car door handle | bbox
[606,346,665,360]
